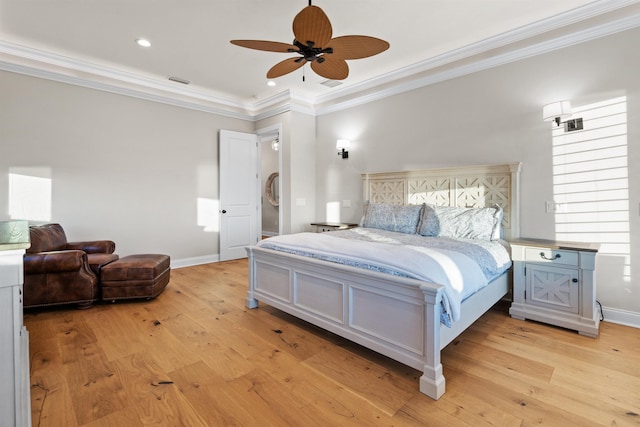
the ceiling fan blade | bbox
[311,56,349,80]
[267,57,305,78]
[293,5,332,47]
[326,36,390,60]
[230,40,298,53]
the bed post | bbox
[508,161,522,240]
[419,285,445,400]
[245,247,259,309]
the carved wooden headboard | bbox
[361,163,522,240]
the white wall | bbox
[288,111,316,234]
[256,111,317,235]
[315,27,640,322]
[0,71,253,264]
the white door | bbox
[219,129,259,261]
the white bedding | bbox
[257,228,511,325]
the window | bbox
[9,167,52,222]
[552,96,630,282]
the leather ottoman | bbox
[100,254,170,301]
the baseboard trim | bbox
[171,254,219,269]
[602,306,640,329]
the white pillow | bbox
[417,204,502,241]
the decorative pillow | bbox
[416,204,439,236]
[490,204,504,240]
[417,204,502,241]
[360,202,423,234]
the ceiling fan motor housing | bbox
[292,39,333,62]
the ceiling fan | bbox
[230,1,389,81]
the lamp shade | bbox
[543,101,572,121]
[336,139,351,150]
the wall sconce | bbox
[271,135,279,151]
[543,100,583,132]
[336,140,350,159]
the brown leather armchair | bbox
[23,223,118,308]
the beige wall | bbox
[1,26,638,322]
[288,111,316,234]
[315,27,640,320]
[256,111,316,235]
[0,71,253,264]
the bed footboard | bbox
[246,246,447,400]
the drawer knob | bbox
[540,252,561,260]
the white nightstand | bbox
[310,222,358,233]
[509,238,600,337]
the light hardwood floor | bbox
[25,260,640,426]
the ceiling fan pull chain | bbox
[303,64,306,82]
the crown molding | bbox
[0,41,260,120]
[250,89,317,121]
[0,41,247,110]
[0,40,320,122]
[0,58,258,121]
[1,0,639,120]
[316,6,640,115]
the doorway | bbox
[257,124,282,238]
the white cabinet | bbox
[509,239,600,337]
[0,221,32,427]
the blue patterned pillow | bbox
[360,202,423,234]
[416,204,439,236]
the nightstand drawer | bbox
[525,247,578,266]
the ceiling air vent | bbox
[321,79,342,88]
[168,76,190,85]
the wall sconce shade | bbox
[336,139,350,159]
[542,100,584,132]
[543,101,572,126]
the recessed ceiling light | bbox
[267,81,276,87]
[136,38,151,47]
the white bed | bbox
[245,162,522,400]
